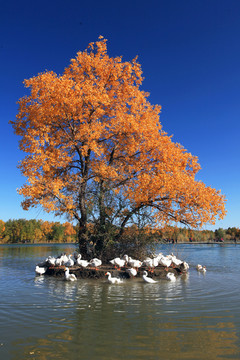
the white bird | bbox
[64,267,77,281]
[109,257,126,269]
[156,252,163,259]
[200,266,207,273]
[77,259,89,268]
[143,257,159,271]
[61,254,69,265]
[159,256,172,268]
[75,253,82,261]
[45,256,56,266]
[128,257,142,269]
[171,256,183,267]
[74,252,81,260]
[196,264,203,271]
[182,261,189,271]
[105,272,123,284]
[166,272,176,281]
[35,265,47,275]
[142,271,158,283]
[66,254,75,267]
[89,258,102,269]
[126,267,137,277]
[55,256,64,266]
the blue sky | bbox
[0,0,239,230]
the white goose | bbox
[182,261,189,271]
[143,257,159,271]
[128,257,142,270]
[171,256,183,267]
[62,254,69,265]
[105,272,123,284]
[89,258,102,269]
[77,259,89,268]
[166,272,176,282]
[74,252,81,261]
[75,253,82,262]
[159,256,172,269]
[55,256,64,266]
[109,257,126,269]
[66,254,75,267]
[142,271,158,283]
[35,265,47,275]
[196,264,203,271]
[64,267,77,281]
[126,267,137,277]
[45,256,56,266]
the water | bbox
[1,243,240,359]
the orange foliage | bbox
[0,220,5,237]
[40,220,53,237]
[11,37,226,234]
[63,222,76,242]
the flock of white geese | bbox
[35,252,206,284]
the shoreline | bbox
[0,241,239,245]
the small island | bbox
[36,252,189,281]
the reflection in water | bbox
[1,244,240,359]
[10,280,240,360]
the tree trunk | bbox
[95,180,106,255]
[77,181,89,258]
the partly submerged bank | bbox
[44,263,186,279]
[1,240,239,245]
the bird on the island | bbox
[128,257,142,270]
[74,252,80,261]
[166,272,176,282]
[105,272,123,284]
[35,265,47,275]
[109,257,126,269]
[171,255,183,267]
[55,255,64,266]
[64,267,77,281]
[45,256,56,266]
[158,255,172,269]
[77,259,89,268]
[182,261,189,271]
[89,258,102,270]
[143,257,159,272]
[66,254,75,267]
[122,254,129,263]
[75,253,82,262]
[142,270,158,283]
[62,253,69,265]
[126,267,137,277]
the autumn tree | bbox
[63,222,77,242]
[11,37,226,259]
[40,220,53,240]
[0,220,5,239]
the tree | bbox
[63,222,77,242]
[11,37,226,259]
[0,220,5,239]
[50,222,65,242]
[215,228,226,241]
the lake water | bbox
[0,243,240,360]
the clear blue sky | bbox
[1,0,239,230]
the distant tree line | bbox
[0,219,239,244]
[156,226,240,243]
[0,219,77,243]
